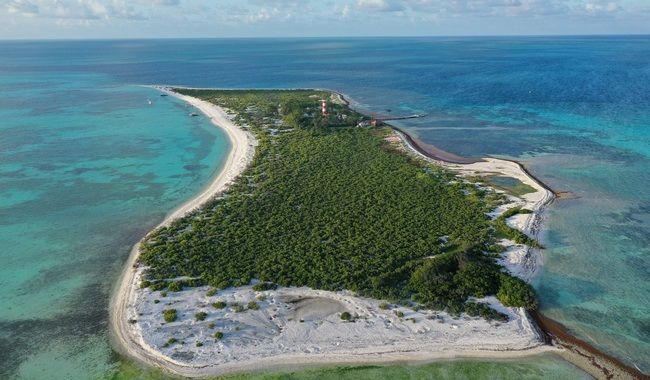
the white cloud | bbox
[5,0,39,15]
[582,1,623,15]
[2,0,145,20]
[347,0,630,18]
[150,0,180,5]
[356,0,405,12]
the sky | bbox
[0,0,649,39]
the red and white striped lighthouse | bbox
[319,99,328,116]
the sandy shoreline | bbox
[111,89,564,378]
[109,87,257,375]
[392,128,555,281]
[392,127,646,379]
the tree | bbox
[453,261,500,298]
[497,274,538,309]
[409,254,458,304]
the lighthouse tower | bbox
[319,99,328,116]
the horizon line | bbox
[1,33,649,42]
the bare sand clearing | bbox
[125,282,551,378]
[112,92,557,378]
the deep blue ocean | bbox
[1,37,648,379]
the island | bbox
[109,88,636,379]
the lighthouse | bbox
[319,99,328,116]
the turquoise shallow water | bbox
[2,37,648,378]
[0,72,229,378]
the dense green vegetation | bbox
[497,274,538,310]
[494,207,542,248]
[252,282,277,291]
[139,89,538,315]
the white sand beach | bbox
[111,91,557,378]
[109,87,257,376]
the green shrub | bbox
[394,310,404,318]
[163,309,177,323]
[149,281,166,291]
[379,302,391,310]
[247,301,260,310]
[212,301,227,309]
[167,281,182,292]
[231,303,245,313]
[501,207,533,219]
[494,208,542,248]
[163,337,177,347]
[140,280,151,289]
[464,302,508,322]
[196,342,203,347]
[252,282,277,291]
[206,288,218,297]
[340,312,352,321]
[208,322,216,329]
[497,274,538,310]
[214,331,224,340]
[195,311,208,321]
[256,294,267,301]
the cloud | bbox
[356,0,405,12]
[0,0,641,37]
[582,1,623,15]
[2,0,146,20]
[150,0,180,5]
[348,0,629,18]
[5,0,39,15]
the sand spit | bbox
[112,90,555,378]
[394,129,555,282]
[109,87,257,376]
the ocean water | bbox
[0,69,230,378]
[1,37,648,378]
[110,354,589,380]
